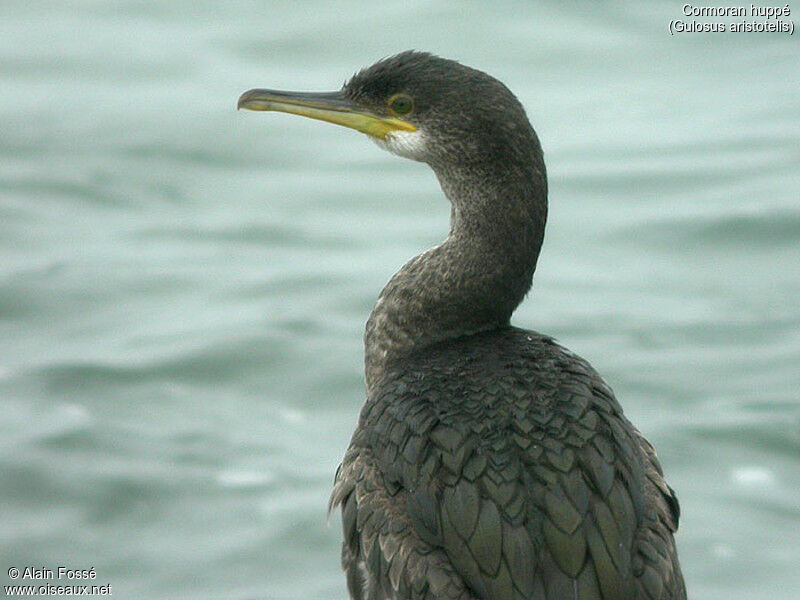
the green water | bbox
[1,2,799,599]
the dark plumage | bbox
[332,329,684,600]
[241,50,685,600]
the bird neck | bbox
[364,155,547,394]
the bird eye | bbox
[388,94,414,116]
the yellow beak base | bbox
[238,89,416,140]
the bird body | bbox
[240,51,685,600]
[332,328,683,600]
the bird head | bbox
[238,51,535,168]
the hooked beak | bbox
[237,89,416,140]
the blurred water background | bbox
[1,1,799,598]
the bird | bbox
[239,51,685,600]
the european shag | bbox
[239,51,685,600]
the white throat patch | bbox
[372,129,429,162]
